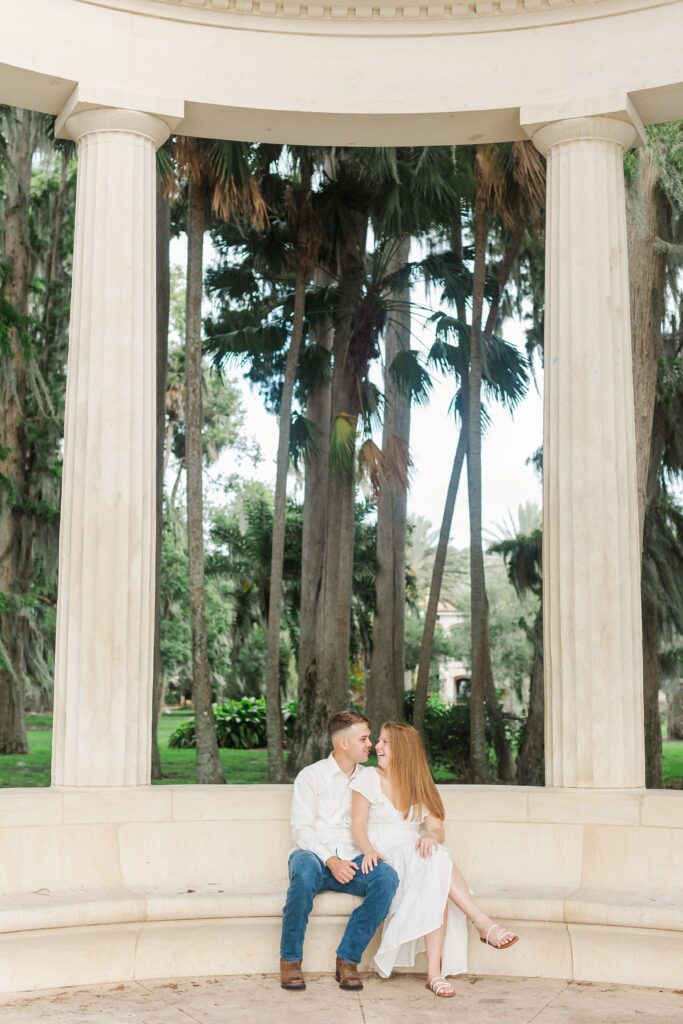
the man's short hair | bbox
[327,710,370,741]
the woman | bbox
[350,721,518,998]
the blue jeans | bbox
[280,849,399,964]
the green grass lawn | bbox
[0,712,274,788]
[663,739,683,788]
[1,713,682,789]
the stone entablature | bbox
[79,0,679,29]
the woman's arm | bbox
[351,791,384,874]
[415,813,445,858]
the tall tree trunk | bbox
[467,171,490,783]
[152,170,171,780]
[478,222,526,784]
[316,213,367,717]
[185,175,224,784]
[641,396,669,789]
[627,149,669,789]
[415,203,471,742]
[627,149,666,542]
[0,110,37,754]
[481,594,516,782]
[641,577,663,789]
[367,236,411,730]
[516,604,545,786]
[414,425,467,739]
[265,164,312,782]
[294,266,333,769]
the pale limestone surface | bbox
[533,115,645,790]
[2,974,683,1024]
[0,1,667,798]
[0,0,682,1005]
[1,787,682,993]
[51,108,170,788]
[3,1,683,145]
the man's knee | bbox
[369,860,399,896]
[288,850,324,891]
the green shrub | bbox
[168,696,298,750]
[404,690,470,777]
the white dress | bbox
[349,767,468,979]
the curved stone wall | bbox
[0,786,682,994]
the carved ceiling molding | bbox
[79,0,678,30]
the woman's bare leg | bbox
[447,864,518,947]
[424,902,455,995]
[424,902,448,981]
[447,862,481,920]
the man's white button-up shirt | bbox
[290,752,363,864]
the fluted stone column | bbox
[52,109,170,786]
[533,116,645,789]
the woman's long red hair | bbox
[381,721,445,821]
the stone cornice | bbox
[79,0,680,31]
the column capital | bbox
[61,107,171,148]
[531,115,641,157]
[55,83,183,146]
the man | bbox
[279,710,399,992]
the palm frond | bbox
[358,438,384,495]
[156,142,176,198]
[511,141,546,216]
[643,492,683,633]
[206,323,287,369]
[359,379,383,433]
[481,334,529,410]
[297,343,332,399]
[389,349,433,406]
[489,529,543,597]
[329,412,357,475]
[476,144,512,229]
[426,337,467,379]
[289,413,320,470]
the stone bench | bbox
[0,785,682,994]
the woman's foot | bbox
[425,975,455,998]
[472,912,519,950]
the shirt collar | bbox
[326,751,362,780]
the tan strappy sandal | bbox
[425,975,456,998]
[480,922,519,949]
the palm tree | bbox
[641,350,683,787]
[409,323,529,744]
[465,142,545,782]
[204,148,336,772]
[366,235,412,729]
[175,137,267,784]
[625,123,683,786]
[405,147,541,775]
[489,527,543,785]
[366,146,461,733]
[151,153,172,780]
[264,151,316,781]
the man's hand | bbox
[326,856,358,884]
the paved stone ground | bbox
[2,974,683,1024]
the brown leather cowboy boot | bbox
[335,956,363,990]
[280,958,306,990]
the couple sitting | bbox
[280,710,519,999]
